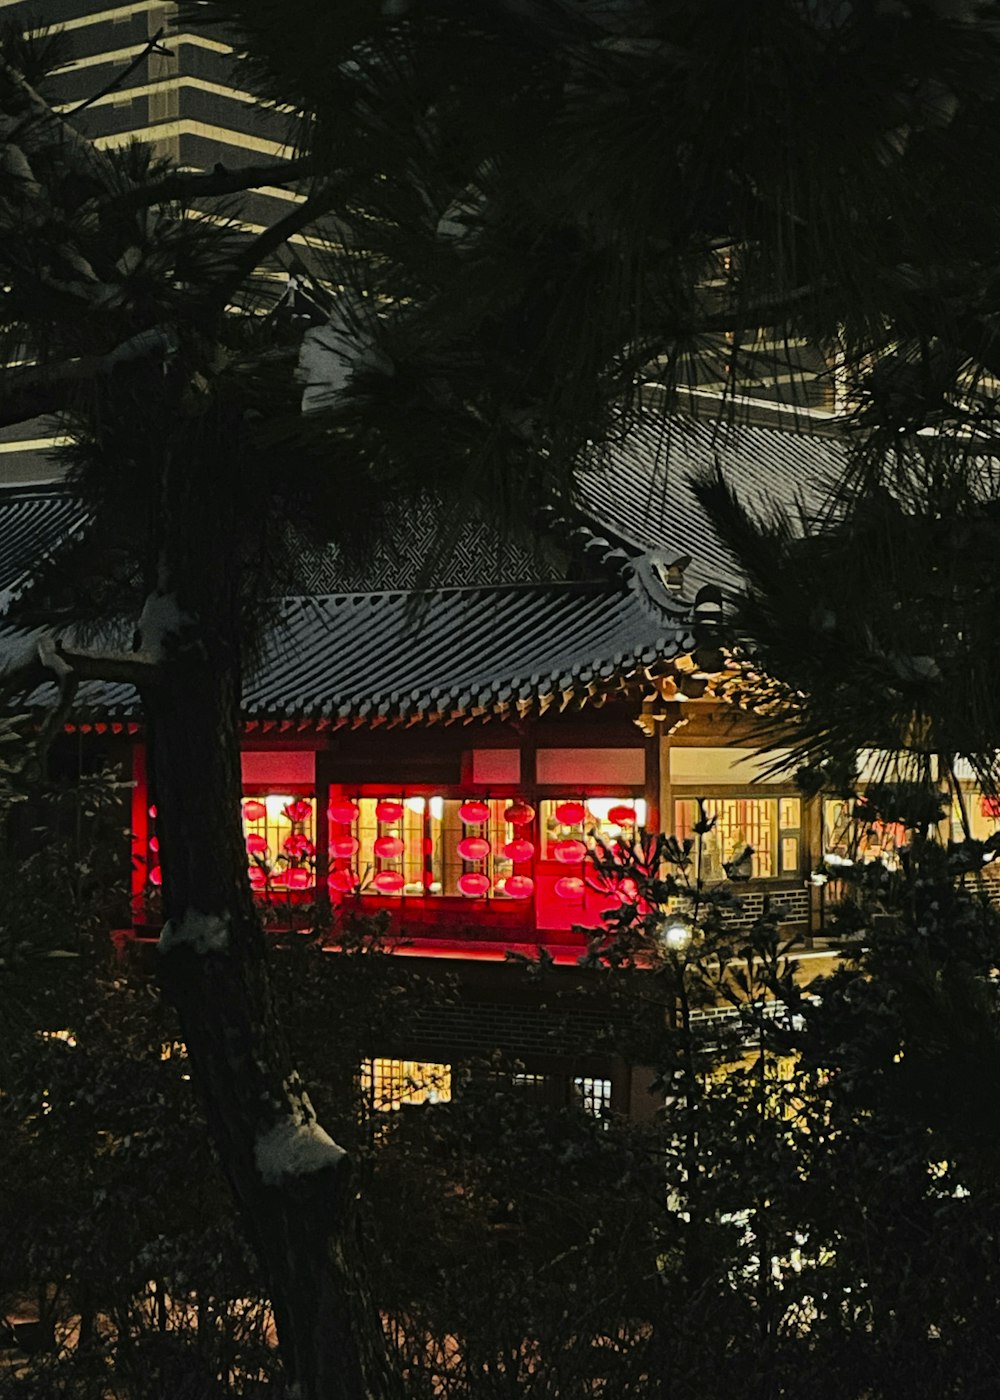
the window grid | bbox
[360,1059,452,1113]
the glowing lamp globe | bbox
[459,799,490,825]
[283,833,312,857]
[373,870,405,894]
[148,804,157,819]
[458,872,490,898]
[285,867,312,890]
[148,836,159,854]
[504,838,534,863]
[374,835,405,859]
[248,866,267,889]
[554,875,585,901]
[553,839,587,865]
[246,833,268,855]
[504,800,535,826]
[242,799,266,823]
[608,804,637,827]
[328,869,359,894]
[375,799,405,823]
[327,798,359,825]
[504,875,534,900]
[555,801,586,826]
[331,836,359,859]
[283,799,312,823]
[457,836,490,862]
[148,864,163,887]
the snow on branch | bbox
[159,910,230,956]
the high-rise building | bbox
[0,0,299,483]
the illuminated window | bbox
[539,797,646,860]
[360,1059,452,1112]
[242,794,316,892]
[329,794,533,900]
[823,797,907,867]
[674,797,801,880]
[572,1076,613,1119]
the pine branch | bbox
[105,155,319,211]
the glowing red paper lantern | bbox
[246,833,268,854]
[327,798,360,825]
[504,838,534,863]
[148,865,163,887]
[242,799,266,823]
[249,866,267,888]
[283,799,312,823]
[458,872,490,898]
[373,870,405,894]
[285,867,312,890]
[375,799,405,823]
[504,800,535,826]
[607,804,637,827]
[148,836,159,854]
[982,796,1000,819]
[553,839,587,865]
[328,868,359,894]
[374,835,405,859]
[504,875,534,900]
[148,804,157,819]
[283,833,313,857]
[554,875,585,901]
[459,799,490,825]
[555,801,586,825]
[330,836,359,859]
[457,836,490,862]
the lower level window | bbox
[573,1076,613,1119]
[360,1058,452,1112]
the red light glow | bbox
[374,835,405,859]
[554,876,585,900]
[504,800,535,825]
[555,801,586,825]
[242,800,266,822]
[328,799,360,825]
[553,839,587,864]
[503,838,534,863]
[504,875,534,899]
[457,836,490,862]
[458,872,490,897]
[373,870,405,894]
[375,800,405,823]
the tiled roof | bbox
[0,487,91,616]
[22,574,692,725]
[573,415,845,594]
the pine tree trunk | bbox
[140,456,398,1400]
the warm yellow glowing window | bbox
[674,797,801,880]
[360,1059,452,1111]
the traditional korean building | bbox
[0,415,860,1114]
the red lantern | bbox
[555,801,586,825]
[249,866,267,888]
[375,799,404,823]
[327,798,360,825]
[553,839,587,865]
[374,835,405,859]
[504,875,534,899]
[504,800,535,826]
[283,799,312,823]
[148,836,159,854]
[148,804,157,819]
[285,867,312,890]
[504,838,534,863]
[246,833,268,854]
[554,875,585,901]
[328,868,359,894]
[458,872,490,898]
[607,804,637,826]
[148,865,163,887]
[242,799,266,823]
[373,870,405,894]
[457,836,490,862]
[981,796,1000,819]
[283,833,313,857]
[459,799,490,825]
[331,836,359,859]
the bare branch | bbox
[0,326,179,430]
[65,28,171,116]
[104,156,320,212]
